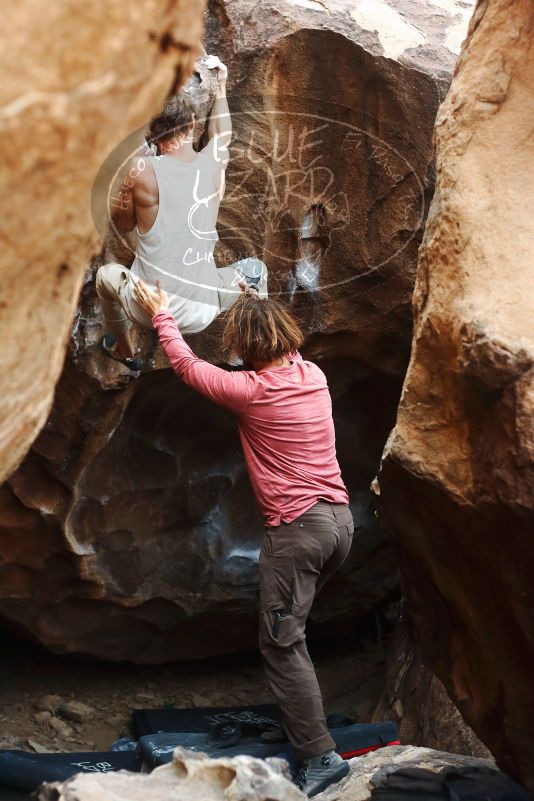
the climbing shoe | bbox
[259,726,287,744]
[102,334,144,373]
[295,750,350,798]
[235,258,267,296]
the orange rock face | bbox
[0,0,206,483]
[376,0,534,789]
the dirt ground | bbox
[0,633,387,758]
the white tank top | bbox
[127,142,226,333]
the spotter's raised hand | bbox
[133,278,169,319]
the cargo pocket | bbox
[259,554,302,648]
[292,566,320,620]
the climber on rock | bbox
[95,54,268,372]
[132,277,353,798]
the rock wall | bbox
[0,0,474,662]
[0,0,206,484]
[371,620,491,759]
[0,330,401,661]
[375,0,534,789]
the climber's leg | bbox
[96,263,136,358]
[260,637,334,761]
[217,257,268,312]
[258,502,352,762]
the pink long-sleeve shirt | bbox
[153,311,349,526]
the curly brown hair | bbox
[222,293,304,365]
[147,93,194,148]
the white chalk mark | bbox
[429,0,474,54]
[287,0,330,10]
[350,0,426,59]
[227,546,261,560]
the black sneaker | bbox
[235,259,267,297]
[295,750,350,798]
[102,334,144,373]
[260,726,287,744]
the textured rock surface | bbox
[371,621,490,758]
[0,353,400,661]
[0,0,474,661]
[205,0,475,373]
[0,0,206,484]
[375,0,534,789]
[320,745,530,800]
[37,747,304,801]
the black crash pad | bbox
[0,750,141,792]
[0,785,28,801]
[139,719,399,768]
[371,766,534,801]
[132,703,281,738]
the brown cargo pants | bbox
[259,500,354,760]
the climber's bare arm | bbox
[205,55,232,151]
[132,160,159,235]
[110,167,136,233]
[110,158,158,235]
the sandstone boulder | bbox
[375,0,534,789]
[0,352,400,661]
[0,0,206,484]
[205,0,474,373]
[1,0,474,661]
[371,621,490,758]
[37,747,304,801]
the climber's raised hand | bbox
[204,54,228,83]
[238,280,259,297]
[205,54,231,142]
[133,278,169,319]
